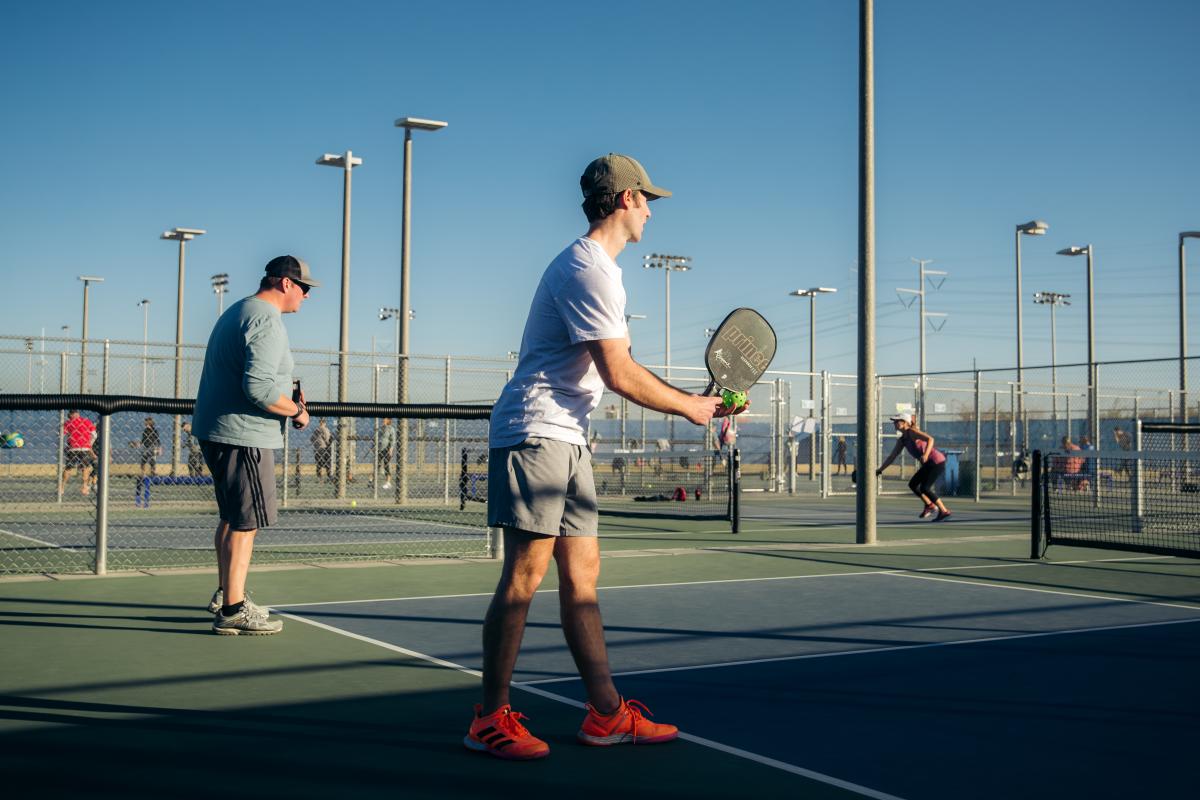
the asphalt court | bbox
[278,565,1200,799]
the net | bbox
[1032,422,1200,558]
[0,394,494,575]
[0,394,735,576]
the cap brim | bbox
[641,184,672,200]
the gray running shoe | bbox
[207,588,223,614]
[212,604,283,635]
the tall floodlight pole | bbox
[790,288,837,480]
[857,0,877,544]
[317,151,363,499]
[1181,232,1200,423]
[1057,245,1098,447]
[621,313,647,447]
[137,299,151,394]
[394,117,447,502]
[643,254,691,443]
[1015,220,1048,451]
[77,276,104,393]
[1033,291,1071,433]
[161,227,206,476]
[210,273,229,317]
[379,307,412,402]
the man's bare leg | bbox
[214,520,231,593]
[480,528,555,714]
[554,536,620,713]
[220,527,257,606]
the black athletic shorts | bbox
[199,441,277,531]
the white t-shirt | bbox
[490,237,627,448]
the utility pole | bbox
[896,258,947,429]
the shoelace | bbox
[621,699,655,741]
[495,709,532,739]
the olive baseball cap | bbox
[264,255,321,288]
[580,153,672,200]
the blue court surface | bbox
[278,567,1200,800]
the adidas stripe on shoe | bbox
[464,704,549,760]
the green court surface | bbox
[1,494,1197,798]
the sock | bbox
[221,601,245,617]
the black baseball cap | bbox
[264,255,321,288]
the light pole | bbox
[394,118,446,503]
[643,254,691,443]
[161,227,206,476]
[1057,245,1097,446]
[857,0,877,545]
[1180,232,1200,423]
[137,299,151,394]
[210,273,229,317]
[317,151,363,498]
[623,313,647,448]
[1015,220,1049,451]
[1033,291,1070,433]
[77,276,104,393]
[790,287,837,480]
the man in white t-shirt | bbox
[464,153,746,760]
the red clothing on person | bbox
[902,433,946,465]
[64,416,96,450]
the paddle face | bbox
[704,308,777,394]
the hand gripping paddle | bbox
[703,308,777,407]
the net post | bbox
[95,413,110,576]
[459,447,468,511]
[730,447,741,534]
[1131,419,1144,534]
[487,527,503,560]
[1030,449,1043,559]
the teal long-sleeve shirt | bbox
[192,296,295,449]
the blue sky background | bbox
[1,0,1196,379]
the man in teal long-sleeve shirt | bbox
[193,255,316,635]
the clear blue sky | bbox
[1,0,1196,380]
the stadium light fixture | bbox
[1057,244,1098,448]
[789,287,839,478]
[1014,219,1049,451]
[160,227,205,476]
[393,117,447,404]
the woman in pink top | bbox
[877,414,952,521]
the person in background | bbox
[59,410,96,497]
[835,436,848,475]
[138,417,162,478]
[311,418,333,482]
[377,417,396,490]
[183,421,204,478]
[877,413,952,521]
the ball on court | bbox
[350,500,357,508]
[721,389,747,408]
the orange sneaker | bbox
[464,704,550,760]
[577,698,678,746]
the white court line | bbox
[275,609,907,800]
[276,553,1178,609]
[520,616,1200,686]
[0,526,77,549]
[886,570,1200,612]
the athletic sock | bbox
[221,601,245,617]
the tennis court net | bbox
[0,394,737,576]
[1032,421,1200,558]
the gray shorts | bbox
[199,441,278,531]
[487,437,598,537]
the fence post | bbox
[1010,383,1018,496]
[94,413,111,576]
[992,391,999,493]
[974,370,982,503]
[821,370,832,499]
[282,424,290,508]
[1131,420,1143,533]
[102,339,111,394]
[57,353,67,504]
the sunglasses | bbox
[292,279,311,297]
